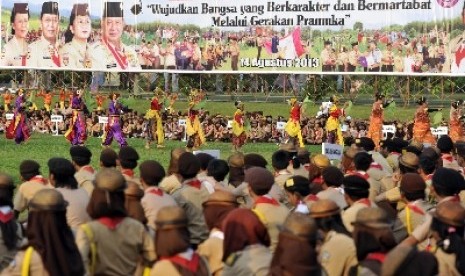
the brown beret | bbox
[95,168,126,192]
[202,190,238,207]
[29,189,68,212]
[228,152,244,168]
[400,173,426,194]
[399,152,419,169]
[155,206,188,230]
[353,207,391,229]
[244,167,274,192]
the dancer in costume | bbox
[186,90,206,150]
[413,96,441,144]
[367,93,393,147]
[64,89,87,146]
[232,101,247,151]
[284,98,304,147]
[449,100,464,142]
[6,89,30,144]
[144,88,165,149]
[102,93,128,147]
[325,95,345,145]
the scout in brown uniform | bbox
[172,152,210,248]
[342,175,377,233]
[352,152,383,201]
[229,38,240,71]
[139,160,177,231]
[269,212,322,275]
[28,2,61,68]
[318,166,347,210]
[70,145,95,196]
[349,207,397,276]
[222,208,272,276]
[13,160,52,218]
[437,135,462,170]
[392,173,432,243]
[197,191,238,276]
[272,150,292,189]
[321,40,336,71]
[150,206,211,276]
[348,42,360,72]
[0,3,30,67]
[3,189,85,275]
[48,157,91,231]
[159,148,186,194]
[381,43,394,72]
[0,173,23,271]
[283,175,311,214]
[245,167,289,252]
[430,201,465,276]
[75,169,156,275]
[310,199,357,276]
[118,146,142,189]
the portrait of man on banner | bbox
[451,1,465,73]
[28,1,61,68]
[89,1,140,70]
[0,3,30,67]
[60,3,92,69]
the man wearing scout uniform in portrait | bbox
[28,1,61,68]
[90,2,140,70]
[321,40,336,72]
[348,42,359,72]
[1,3,29,67]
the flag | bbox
[264,27,305,59]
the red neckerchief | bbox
[456,45,465,67]
[21,55,26,66]
[356,198,371,207]
[352,171,369,180]
[370,162,383,170]
[406,201,425,215]
[121,169,135,178]
[103,39,128,69]
[161,253,200,273]
[0,210,13,223]
[442,154,454,163]
[30,175,47,185]
[365,252,386,263]
[312,176,323,185]
[426,174,433,181]
[305,194,319,202]
[81,165,95,174]
[186,179,201,190]
[255,195,280,206]
[148,187,163,196]
[51,47,60,67]
[98,217,125,230]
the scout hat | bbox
[245,167,274,195]
[352,207,391,229]
[309,199,341,218]
[13,3,29,15]
[202,190,238,207]
[155,206,188,230]
[124,182,144,198]
[41,2,59,16]
[71,3,89,16]
[228,152,244,168]
[399,152,419,170]
[312,154,330,169]
[103,1,123,17]
[29,189,68,212]
[94,168,126,192]
[432,201,465,227]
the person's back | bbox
[76,216,153,275]
[223,244,271,276]
[56,187,91,229]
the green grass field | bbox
[0,134,321,185]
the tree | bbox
[353,21,363,31]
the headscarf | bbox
[222,208,270,262]
[269,213,321,276]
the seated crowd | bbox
[0,133,465,275]
[0,106,443,144]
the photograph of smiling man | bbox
[28,1,61,68]
[89,1,140,70]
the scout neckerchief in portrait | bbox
[103,38,128,69]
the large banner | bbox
[1,0,465,74]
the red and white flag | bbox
[264,27,305,59]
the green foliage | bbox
[353,21,363,31]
